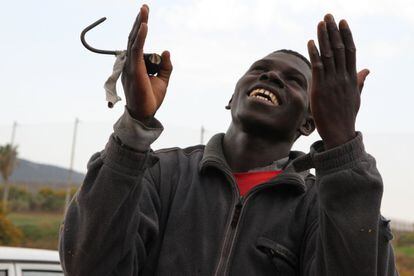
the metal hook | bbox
[80,17,162,75]
[80,17,118,55]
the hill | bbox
[8,159,85,186]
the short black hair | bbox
[273,49,311,69]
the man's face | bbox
[230,52,312,140]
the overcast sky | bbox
[0,0,413,220]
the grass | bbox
[7,211,63,250]
[397,246,414,258]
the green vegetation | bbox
[0,186,77,213]
[0,208,22,245]
[393,232,414,275]
[397,246,414,258]
[0,185,75,250]
[7,211,62,249]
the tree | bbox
[0,144,18,212]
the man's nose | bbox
[259,71,285,88]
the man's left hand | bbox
[307,14,369,149]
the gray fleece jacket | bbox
[59,129,397,275]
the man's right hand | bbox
[122,4,173,122]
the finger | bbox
[127,5,149,56]
[324,14,346,73]
[357,69,370,94]
[130,22,148,76]
[339,20,356,76]
[158,51,173,85]
[127,9,141,52]
[307,40,324,84]
[317,21,335,74]
[128,5,149,48]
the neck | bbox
[223,123,293,172]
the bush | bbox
[0,207,23,245]
[8,186,32,211]
[2,185,78,213]
[34,187,66,212]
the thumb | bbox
[158,50,173,85]
[357,69,370,94]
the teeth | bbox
[249,88,279,105]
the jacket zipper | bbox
[211,160,241,276]
[215,199,243,275]
[215,190,262,275]
[212,170,305,275]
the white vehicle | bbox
[0,247,63,276]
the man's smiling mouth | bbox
[248,88,279,106]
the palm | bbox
[136,75,168,116]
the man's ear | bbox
[225,95,233,110]
[298,115,315,137]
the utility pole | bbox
[2,121,18,212]
[10,121,17,146]
[64,118,79,213]
[200,125,205,144]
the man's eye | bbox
[287,77,303,85]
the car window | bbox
[0,262,14,276]
[15,263,62,276]
[22,271,63,276]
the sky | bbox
[0,0,413,220]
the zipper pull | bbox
[231,203,242,228]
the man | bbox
[59,4,397,275]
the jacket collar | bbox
[199,133,314,193]
[199,133,230,173]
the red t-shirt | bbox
[233,170,282,197]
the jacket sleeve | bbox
[59,133,163,276]
[300,132,398,276]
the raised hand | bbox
[307,14,369,149]
[121,4,173,122]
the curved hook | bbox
[80,17,162,76]
[80,17,118,55]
